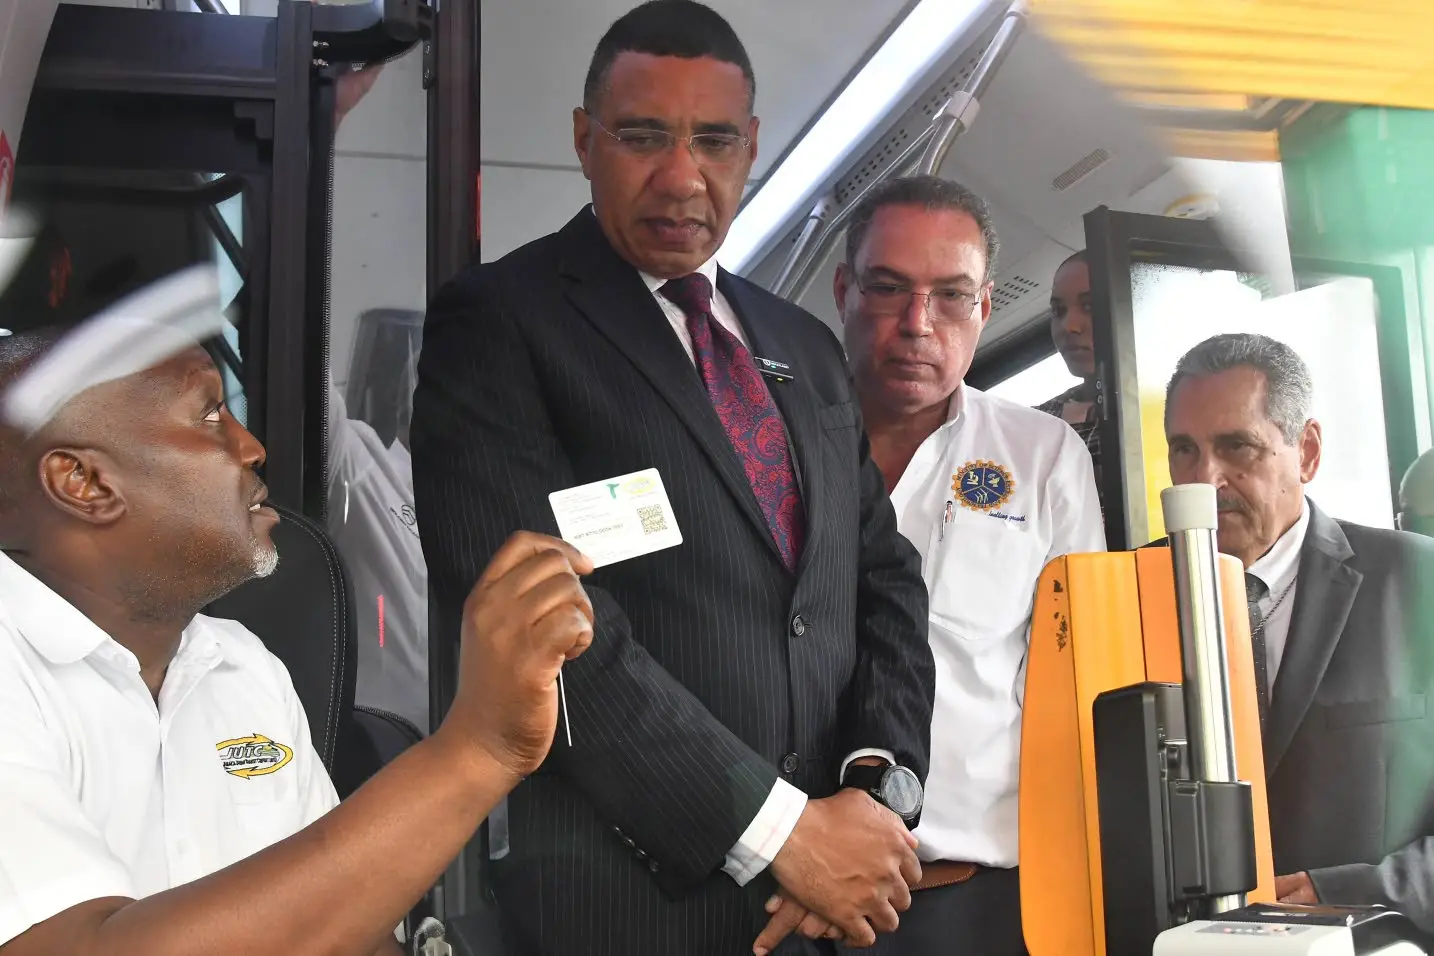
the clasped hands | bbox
[752,788,921,955]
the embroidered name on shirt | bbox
[216,733,294,779]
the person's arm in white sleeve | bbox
[0,658,137,947]
[0,532,593,956]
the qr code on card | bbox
[637,505,668,535]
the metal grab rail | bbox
[767,0,1029,303]
[1162,484,1247,915]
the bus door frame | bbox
[1084,206,1419,551]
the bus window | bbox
[323,49,430,736]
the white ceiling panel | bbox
[480,165,597,262]
[480,0,913,178]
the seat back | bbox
[206,503,356,773]
[1018,548,1275,956]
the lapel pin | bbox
[754,356,795,384]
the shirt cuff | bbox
[722,777,808,886]
[839,748,896,782]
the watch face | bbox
[882,767,923,818]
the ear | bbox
[38,447,127,525]
[978,280,995,328]
[833,262,853,320]
[747,115,760,166]
[1298,418,1322,484]
[573,108,594,181]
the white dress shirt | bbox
[889,385,1105,867]
[0,552,339,946]
[327,386,430,732]
[1246,499,1309,684]
[638,257,890,885]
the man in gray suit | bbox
[1163,332,1434,929]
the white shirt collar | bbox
[0,550,227,669]
[939,382,981,430]
[1247,497,1309,593]
[638,255,720,296]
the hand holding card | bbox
[546,468,683,744]
[548,468,683,568]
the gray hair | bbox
[843,174,1000,282]
[1165,333,1313,444]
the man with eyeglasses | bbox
[409,2,934,955]
[830,175,1104,954]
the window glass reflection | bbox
[325,52,430,733]
[1130,262,1393,535]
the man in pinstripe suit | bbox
[410,2,935,954]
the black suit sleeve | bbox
[1308,839,1434,932]
[410,272,777,895]
[826,331,935,784]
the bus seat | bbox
[207,502,356,773]
[204,503,420,794]
[1018,548,1275,956]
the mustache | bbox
[1216,495,1249,516]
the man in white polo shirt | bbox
[835,176,1103,953]
[0,327,596,956]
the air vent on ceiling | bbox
[990,273,1041,314]
[835,129,913,205]
[829,25,996,207]
[1052,148,1112,192]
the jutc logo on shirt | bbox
[216,733,294,779]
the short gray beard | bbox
[251,541,279,579]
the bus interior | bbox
[7,0,1434,951]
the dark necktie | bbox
[1245,572,1271,727]
[660,274,805,572]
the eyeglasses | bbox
[586,114,750,168]
[855,276,983,324]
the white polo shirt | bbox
[889,385,1105,868]
[0,551,339,946]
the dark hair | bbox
[0,326,63,393]
[844,175,1000,281]
[1057,249,1086,273]
[583,0,756,113]
[0,326,65,512]
[1165,333,1313,444]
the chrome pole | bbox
[770,193,835,300]
[770,0,1028,302]
[771,125,935,301]
[918,0,1029,176]
[1161,483,1245,914]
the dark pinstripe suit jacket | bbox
[410,209,934,956]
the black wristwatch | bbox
[842,763,923,823]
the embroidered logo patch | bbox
[953,460,1015,512]
[216,733,293,779]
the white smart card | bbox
[548,467,683,569]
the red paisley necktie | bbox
[660,274,806,572]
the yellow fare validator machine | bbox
[1019,484,1429,956]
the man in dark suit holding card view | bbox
[409,2,935,955]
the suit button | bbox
[648,859,660,873]
[635,848,647,861]
[781,753,800,774]
[790,615,806,637]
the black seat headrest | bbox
[206,503,356,773]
